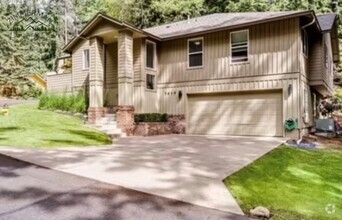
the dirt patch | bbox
[303,134,342,151]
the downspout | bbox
[297,17,316,140]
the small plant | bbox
[319,95,342,117]
[134,113,168,123]
[38,90,88,113]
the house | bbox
[48,10,339,138]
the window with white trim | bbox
[230,30,248,63]
[83,49,89,69]
[146,73,156,90]
[188,38,203,68]
[302,30,308,57]
[146,41,155,69]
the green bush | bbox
[134,113,168,123]
[38,91,88,113]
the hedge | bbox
[134,113,168,123]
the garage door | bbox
[187,92,283,136]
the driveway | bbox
[0,135,283,215]
[0,154,247,220]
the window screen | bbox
[83,49,89,69]
[188,38,203,67]
[146,74,155,90]
[231,31,248,63]
[146,42,155,69]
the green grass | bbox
[225,146,342,220]
[0,104,111,148]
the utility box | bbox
[316,119,335,132]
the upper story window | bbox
[231,30,249,63]
[146,40,156,69]
[188,37,203,68]
[302,30,308,57]
[83,49,89,69]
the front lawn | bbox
[225,146,342,220]
[0,104,111,148]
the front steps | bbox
[89,113,125,139]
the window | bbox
[231,30,249,63]
[146,41,155,69]
[146,73,156,90]
[188,38,203,68]
[302,30,308,57]
[83,49,89,69]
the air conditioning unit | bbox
[315,119,335,137]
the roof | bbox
[63,13,160,53]
[143,11,313,39]
[316,13,337,32]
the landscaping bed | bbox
[225,146,342,220]
[0,104,111,148]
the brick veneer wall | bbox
[168,114,186,134]
[116,105,135,135]
[87,107,104,124]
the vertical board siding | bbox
[72,40,89,89]
[159,18,300,84]
[105,42,118,106]
[47,74,72,92]
[159,76,299,126]
[133,38,142,82]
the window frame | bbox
[146,40,156,70]
[187,37,204,69]
[145,73,156,91]
[230,29,249,64]
[83,49,90,70]
[302,29,309,58]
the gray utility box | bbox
[315,119,335,133]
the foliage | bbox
[0,104,111,148]
[319,89,342,117]
[38,91,88,113]
[225,146,342,220]
[134,113,168,123]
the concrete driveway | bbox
[0,135,283,215]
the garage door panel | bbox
[187,92,282,137]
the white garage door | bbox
[187,92,283,136]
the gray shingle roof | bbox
[317,13,337,32]
[143,11,310,39]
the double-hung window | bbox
[230,30,249,63]
[83,49,89,69]
[146,40,155,69]
[146,74,156,90]
[188,38,203,68]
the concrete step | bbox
[99,117,116,123]
[98,127,122,134]
[103,113,116,118]
[95,121,117,127]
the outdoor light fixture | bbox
[288,84,292,96]
[194,41,201,45]
[178,90,183,100]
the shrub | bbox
[134,113,168,123]
[38,91,88,113]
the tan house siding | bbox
[323,33,334,92]
[158,18,300,84]
[47,73,72,92]
[309,34,323,81]
[157,18,301,124]
[159,74,299,121]
[104,42,118,106]
[72,40,90,90]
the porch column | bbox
[118,30,134,105]
[117,30,135,135]
[88,37,104,123]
